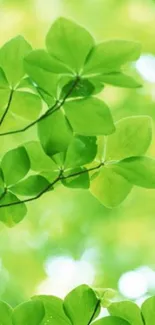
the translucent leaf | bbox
[63,284,100,325]
[33,295,71,325]
[1,147,30,186]
[0,68,9,89]
[10,175,50,196]
[46,17,94,74]
[62,167,90,189]
[0,36,32,87]
[10,90,42,121]
[12,300,45,325]
[64,97,115,136]
[108,301,143,325]
[90,166,132,208]
[105,116,152,161]
[64,135,97,168]
[141,296,155,325]
[24,50,60,97]
[84,40,141,74]
[114,156,155,188]
[0,169,5,197]
[0,301,13,325]
[92,316,129,325]
[38,110,72,157]
[95,72,142,88]
[0,192,27,226]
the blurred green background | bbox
[0,0,155,307]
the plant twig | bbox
[0,76,80,136]
[0,162,103,209]
[0,89,14,126]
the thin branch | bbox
[87,299,101,325]
[0,162,104,209]
[0,89,14,126]
[0,76,80,137]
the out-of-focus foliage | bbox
[0,0,155,308]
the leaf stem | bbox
[87,299,101,325]
[0,162,104,208]
[0,89,14,127]
[0,76,80,137]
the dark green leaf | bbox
[62,167,90,189]
[10,175,50,196]
[63,284,100,325]
[33,295,71,325]
[64,97,115,136]
[64,135,97,168]
[46,17,94,74]
[38,110,72,157]
[1,147,30,186]
[12,300,45,325]
[61,78,95,98]
[0,192,27,226]
[0,301,13,325]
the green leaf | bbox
[92,316,129,325]
[61,78,95,98]
[46,17,94,74]
[108,301,143,325]
[10,175,50,196]
[90,166,132,208]
[0,192,27,226]
[64,135,97,168]
[141,296,155,325]
[38,110,72,157]
[12,300,45,325]
[1,147,30,186]
[24,50,60,98]
[84,40,141,74]
[113,156,155,188]
[10,91,42,121]
[105,116,152,161]
[62,167,90,189]
[0,68,9,88]
[63,284,100,325]
[0,301,13,325]
[64,97,115,136]
[97,72,142,88]
[0,36,32,87]
[33,295,71,325]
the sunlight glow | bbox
[136,55,155,83]
[36,0,62,21]
[36,255,95,298]
[118,270,148,299]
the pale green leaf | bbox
[113,156,155,188]
[108,301,143,325]
[90,166,132,208]
[46,17,94,74]
[0,36,32,87]
[105,116,152,161]
[92,316,129,325]
[84,40,141,74]
[64,97,115,136]
[97,72,142,88]
[141,296,155,325]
